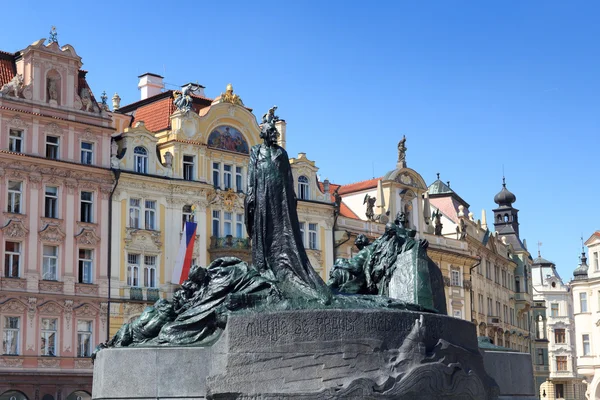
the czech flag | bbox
[171,221,197,285]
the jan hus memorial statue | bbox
[92,107,500,400]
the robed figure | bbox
[245,107,330,303]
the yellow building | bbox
[107,76,335,333]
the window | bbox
[450,268,461,287]
[3,316,20,355]
[9,129,23,153]
[42,245,58,280]
[212,162,220,188]
[478,294,484,314]
[504,305,509,325]
[494,266,500,284]
[4,241,20,278]
[77,321,92,357]
[80,191,93,223]
[309,223,318,249]
[477,261,483,275]
[224,165,232,189]
[537,348,545,365]
[556,356,567,371]
[44,186,59,218]
[485,261,492,279]
[7,181,22,214]
[182,205,194,230]
[45,135,60,159]
[551,303,559,317]
[183,155,194,181]
[298,176,309,200]
[134,146,148,173]
[224,212,232,236]
[212,210,220,237]
[510,308,515,325]
[129,198,141,228]
[595,252,599,271]
[554,329,566,344]
[235,167,243,192]
[81,142,93,165]
[453,309,462,319]
[496,301,501,319]
[555,384,564,399]
[299,222,305,245]
[144,256,156,288]
[127,254,140,287]
[236,214,243,238]
[144,200,156,230]
[78,249,93,284]
[583,334,591,356]
[501,269,506,287]
[487,297,493,316]
[40,318,57,356]
[580,292,588,313]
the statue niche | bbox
[46,70,61,105]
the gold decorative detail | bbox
[219,83,243,105]
[223,188,237,212]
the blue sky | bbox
[2,1,599,280]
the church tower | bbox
[492,178,523,250]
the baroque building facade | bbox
[0,36,114,399]
[571,232,600,400]
[107,76,335,334]
[331,139,533,354]
[532,254,585,399]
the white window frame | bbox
[42,245,58,280]
[182,204,194,231]
[308,223,318,250]
[298,175,310,200]
[7,180,22,214]
[3,316,20,355]
[224,212,232,236]
[144,255,157,288]
[9,129,23,153]
[550,303,559,317]
[235,166,243,193]
[583,334,591,356]
[44,186,58,218]
[212,210,220,237]
[78,248,93,284]
[81,141,94,165]
[144,200,156,230]
[45,135,60,159]
[129,198,141,228]
[299,222,305,245]
[40,318,58,356]
[77,320,93,357]
[450,267,461,287]
[127,253,140,287]
[235,213,244,238]
[224,164,233,190]
[183,155,194,181]
[212,162,220,188]
[80,191,93,223]
[134,146,148,174]
[580,292,588,313]
[4,241,21,278]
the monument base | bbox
[93,309,499,400]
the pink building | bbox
[0,35,114,400]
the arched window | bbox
[134,146,148,174]
[298,175,310,200]
[504,214,509,222]
[0,391,29,400]
[66,391,91,400]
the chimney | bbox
[138,73,164,100]
[275,120,287,148]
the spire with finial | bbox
[537,241,542,257]
[436,172,440,180]
[447,181,450,188]
[574,236,589,280]
[49,26,58,44]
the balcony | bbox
[0,277,26,291]
[487,316,501,327]
[550,370,577,379]
[147,288,160,302]
[130,287,143,300]
[209,235,251,263]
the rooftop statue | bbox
[173,84,195,113]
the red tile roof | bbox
[317,181,361,220]
[429,197,469,224]
[337,177,380,195]
[0,51,16,87]
[132,97,176,132]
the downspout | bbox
[106,169,121,340]
[469,258,481,325]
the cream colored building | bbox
[571,232,600,400]
[107,77,335,332]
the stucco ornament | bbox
[2,220,29,238]
[218,83,244,106]
[39,224,66,243]
[0,74,24,97]
[80,87,96,112]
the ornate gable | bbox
[74,303,99,317]
[38,300,64,315]
[75,228,100,246]
[39,224,66,243]
[2,220,29,239]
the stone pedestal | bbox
[93,309,499,400]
